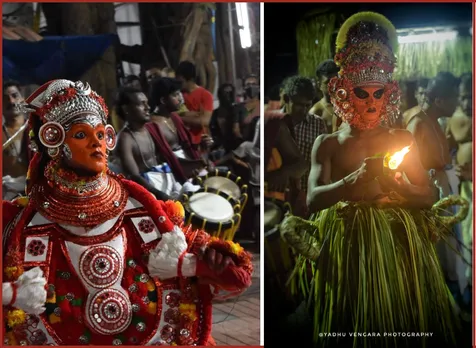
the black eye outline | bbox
[373,89,384,99]
[353,88,369,99]
[97,131,105,140]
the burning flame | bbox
[386,145,411,170]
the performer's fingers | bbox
[215,253,223,270]
[198,245,207,259]
[220,256,235,273]
[206,248,216,269]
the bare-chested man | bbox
[2,80,29,178]
[402,77,429,127]
[447,72,473,304]
[274,13,463,348]
[147,77,214,181]
[115,87,171,201]
[447,73,472,175]
[406,71,466,301]
[309,59,339,132]
[2,80,30,200]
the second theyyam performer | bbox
[2,79,252,345]
[279,12,468,348]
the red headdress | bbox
[328,12,401,129]
[23,79,117,194]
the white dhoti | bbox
[2,175,26,200]
[142,163,200,199]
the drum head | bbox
[264,200,283,230]
[188,192,234,223]
[203,176,241,200]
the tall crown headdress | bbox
[329,12,401,128]
[25,79,116,155]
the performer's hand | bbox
[206,160,216,172]
[377,172,408,194]
[8,267,47,315]
[344,158,375,187]
[201,134,214,149]
[200,246,236,274]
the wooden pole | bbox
[227,3,237,87]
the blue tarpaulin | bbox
[3,34,116,85]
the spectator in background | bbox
[161,67,176,78]
[447,73,473,311]
[406,72,465,302]
[210,83,247,154]
[309,59,340,132]
[265,83,283,111]
[402,77,429,128]
[123,75,142,91]
[241,74,260,141]
[176,60,214,148]
[147,77,213,180]
[283,75,328,217]
[114,86,172,200]
[2,80,29,200]
[2,80,29,178]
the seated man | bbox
[115,87,197,200]
[2,80,30,200]
[147,77,214,182]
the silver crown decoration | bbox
[347,66,393,86]
[31,79,107,129]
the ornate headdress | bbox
[23,79,118,196]
[25,79,116,157]
[328,12,401,128]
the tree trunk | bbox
[179,4,206,62]
[217,4,232,84]
[59,3,118,128]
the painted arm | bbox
[307,134,348,211]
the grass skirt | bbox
[286,202,461,348]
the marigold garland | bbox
[6,309,27,328]
[163,200,185,225]
[207,238,252,273]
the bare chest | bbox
[331,135,397,179]
[451,116,472,143]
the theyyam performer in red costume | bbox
[2,79,253,345]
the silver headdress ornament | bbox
[26,79,116,157]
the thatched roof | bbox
[3,21,43,41]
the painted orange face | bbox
[352,85,385,124]
[63,122,107,175]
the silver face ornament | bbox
[63,144,73,160]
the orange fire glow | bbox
[386,145,411,170]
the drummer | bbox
[146,77,215,182]
[115,87,198,200]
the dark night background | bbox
[264,3,473,95]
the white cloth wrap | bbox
[148,226,197,280]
